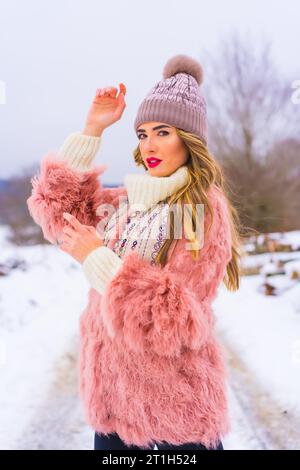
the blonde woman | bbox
[27,54,241,451]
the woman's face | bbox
[136,121,189,176]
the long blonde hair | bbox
[133,128,245,291]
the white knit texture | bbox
[82,246,124,295]
[58,132,102,171]
[124,164,189,212]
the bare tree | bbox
[0,164,46,245]
[201,31,300,232]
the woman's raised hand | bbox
[83,83,127,136]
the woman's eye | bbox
[137,131,169,140]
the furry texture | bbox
[79,186,233,449]
[163,54,204,85]
[26,152,127,244]
[27,155,232,449]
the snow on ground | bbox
[256,230,300,251]
[0,226,93,449]
[1,225,300,449]
[215,273,300,415]
[214,245,300,449]
[284,260,300,278]
[242,250,300,269]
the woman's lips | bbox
[146,157,162,168]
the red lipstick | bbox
[146,157,162,168]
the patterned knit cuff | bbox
[58,132,102,171]
[82,246,124,295]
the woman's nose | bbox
[142,136,158,152]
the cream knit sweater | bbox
[58,131,189,295]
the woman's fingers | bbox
[119,83,126,95]
[63,212,83,231]
[107,87,118,97]
[83,225,96,233]
[115,83,127,115]
[97,87,118,98]
[62,225,76,237]
[95,84,125,99]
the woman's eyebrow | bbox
[137,125,171,133]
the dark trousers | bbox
[94,431,224,450]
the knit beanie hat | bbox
[134,54,207,145]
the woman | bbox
[27,54,242,451]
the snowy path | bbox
[14,332,294,451]
[15,335,93,450]
[223,338,300,450]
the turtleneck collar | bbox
[123,164,189,212]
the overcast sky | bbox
[0,0,299,182]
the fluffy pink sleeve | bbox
[26,152,127,244]
[100,188,232,358]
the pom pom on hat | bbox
[163,54,204,85]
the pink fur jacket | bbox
[27,138,233,450]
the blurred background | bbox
[0,0,299,450]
